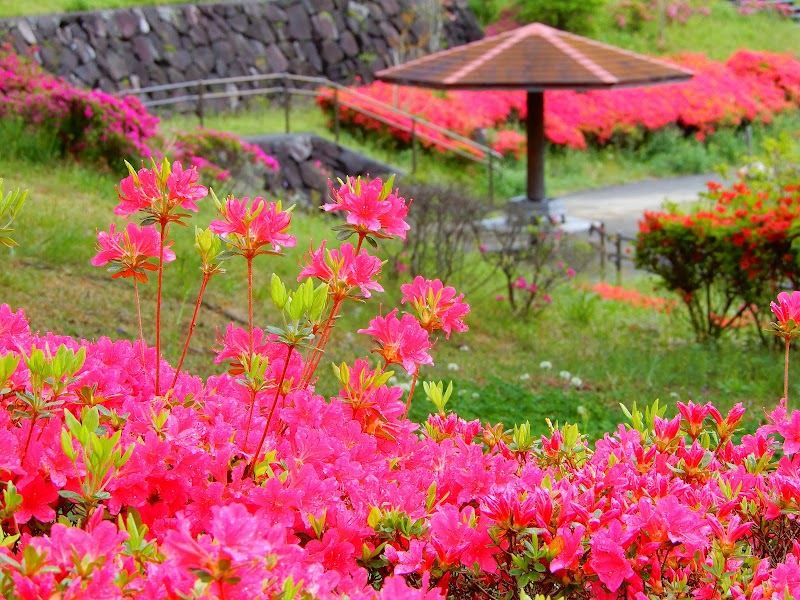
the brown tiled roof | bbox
[375,23,693,90]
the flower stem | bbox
[133,278,146,369]
[785,338,791,401]
[247,345,294,478]
[300,296,344,387]
[403,371,419,418]
[243,387,257,454]
[169,273,211,390]
[247,256,254,356]
[154,221,168,396]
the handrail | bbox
[117,72,503,163]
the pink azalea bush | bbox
[3,163,800,599]
[0,46,278,179]
[317,50,800,158]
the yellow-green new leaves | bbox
[22,344,86,399]
[194,227,228,275]
[1,482,22,547]
[0,179,28,249]
[0,353,19,392]
[620,398,667,435]
[423,380,453,416]
[60,406,134,516]
[267,275,329,347]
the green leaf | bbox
[271,274,288,309]
[58,490,85,503]
[380,174,396,200]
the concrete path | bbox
[560,172,725,237]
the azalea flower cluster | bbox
[610,0,712,30]
[636,178,800,340]
[3,297,800,598]
[0,46,278,179]
[317,49,800,156]
[4,165,800,599]
[591,282,677,313]
[737,0,796,18]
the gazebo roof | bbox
[375,23,693,91]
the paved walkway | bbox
[560,172,725,237]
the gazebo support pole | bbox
[526,90,546,202]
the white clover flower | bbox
[559,370,571,381]
[472,392,480,399]
[519,373,531,381]
[457,389,468,397]
[539,361,552,370]
[447,362,460,371]
[387,376,398,386]
[577,405,588,417]
[570,376,583,388]
[459,345,470,352]
[397,381,412,392]
[670,392,680,398]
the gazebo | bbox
[375,23,693,215]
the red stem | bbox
[300,296,344,387]
[169,273,211,390]
[133,278,146,369]
[20,414,38,467]
[154,221,168,396]
[242,387,257,454]
[403,371,419,418]
[248,345,294,476]
[785,338,791,401]
[247,256,254,357]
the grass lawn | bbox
[594,1,800,61]
[0,0,199,18]
[1,152,787,442]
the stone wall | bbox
[249,133,401,202]
[0,0,482,95]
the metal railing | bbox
[591,224,636,283]
[118,73,504,202]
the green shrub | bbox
[511,0,607,34]
[635,179,800,341]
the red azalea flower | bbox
[358,309,433,374]
[15,477,58,523]
[400,276,469,338]
[91,222,175,282]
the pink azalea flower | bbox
[588,520,634,592]
[91,222,175,282]
[323,176,410,240]
[358,309,433,374]
[167,160,208,212]
[549,523,586,573]
[298,242,383,299]
[400,276,469,339]
[678,400,710,438]
[209,196,296,256]
[771,290,800,330]
[776,408,800,455]
[115,161,207,218]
